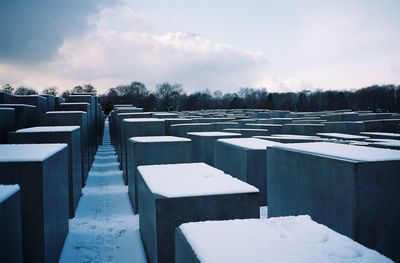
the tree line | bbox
[2,82,400,115]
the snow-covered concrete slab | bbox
[0,144,69,263]
[215,138,280,205]
[127,136,191,214]
[9,127,82,218]
[188,132,241,165]
[176,216,393,263]
[137,163,259,262]
[267,142,400,261]
[317,132,370,140]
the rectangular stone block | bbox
[121,118,165,184]
[41,94,56,111]
[8,126,82,218]
[170,123,212,138]
[317,132,370,141]
[360,132,400,140]
[127,136,191,214]
[245,123,283,133]
[0,144,69,263]
[0,184,23,263]
[12,95,48,114]
[175,216,392,263]
[323,121,365,134]
[0,91,13,104]
[224,128,270,137]
[363,119,400,133]
[188,132,241,165]
[282,123,325,135]
[267,142,400,261]
[40,111,89,186]
[215,138,280,205]
[211,122,239,131]
[0,104,39,129]
[138,163,259,263]
[0,108,16,143]
[163,118,193,135]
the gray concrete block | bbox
[245,123,283,133]
[188,132,242,165]
[0,144,69,263]
[0,91,13,104]
[224,128,270,137]
[267,142,400,261]
[0,184,23,263]
[8,126,82,218]
[0,104,39,129]
[363,119,400,133]
[282,123,325,135]
[12,95,48,115]
[138,163,259,263]
[0,108,16,143]
[170,123,212,138]
[360,132,400,140]
[40,111,89,186]
[163,118,193,135]
[323,121,365,134]
[121,118,165,184]
[41,94,56,111]
[215,138,280,205]
[211,122,239,131]
[127,136,191,214]
[254,134,325,143]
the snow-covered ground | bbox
[59,122,147,263]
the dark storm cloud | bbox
[0,0,113,63]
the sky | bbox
[0,0,399,94]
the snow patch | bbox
[0,144,67,162]
[0,184,20,203]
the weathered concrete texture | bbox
[58,102,94,165]
[214,138,279,205]
[0,144,69,263]
[0,185,23,263]
[40,111,89,186]
[0,108,15,143]
[364,119,400,133]
[267,142,400,262]
[0,104,39,129]
[41,94,56,111]
[170,123,212,138]
[121,118,165,184]
[138,163,259,263]
[282,123,325,135]
[224,128,270,137]
[188,132,242,165]
[12,95,48,115]
[163,118,193,135]
[127,136,191,214]
[8,126,82,218]
[322,121,365,134]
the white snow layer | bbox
[137,163,259,198]
[317,133,369,140]
[122,118,164,123]
[179,216,393,263]
[59,121,147,263]
[0,184,20,203]
[272,142,400,162]
[0,144,67,162]
[130,136,190,143]
[187,131,241,137]
[16,126,80,133]
[217,138,280,150]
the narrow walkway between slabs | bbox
[60,121,147,263]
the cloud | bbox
[0,0,118,63]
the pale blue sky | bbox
[0,0,399,93]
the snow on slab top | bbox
[0,184,20,203]
[0,104,36,108]
[138,163,258,198]
[317,133,369,140]
[272,142,400,162]
[218,138,280,150]
[123,118,164,123]
[16,126,80,133]
[179,216,390,263]
[171,123,211,127]
[271,134,321,139]
[187,131,241,137]
[47,111,85,114]
[130,136,190,143]
[0,144,67,162]
[361,132,400,138]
